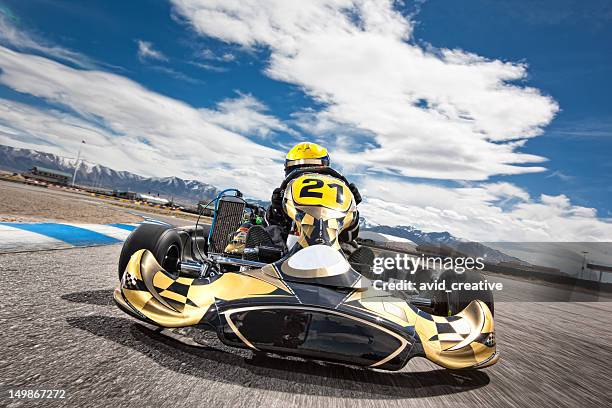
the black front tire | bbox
[118,223,183,281]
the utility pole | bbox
[71,140,86,187]
[581,251,589,280]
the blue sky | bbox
[0,0,609,241]
[412,0,612,215]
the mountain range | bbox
[0,144,218,204]
[0,143,523,264]
[358,220,525,265]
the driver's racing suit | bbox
[265,168,362,252]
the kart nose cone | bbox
[284,245,350,278]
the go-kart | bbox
[114,168,498,371]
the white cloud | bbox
[191,48,236,72]
[200,93,296,138]
[191,61,227,72]
[0,3,609,241]
[0,13,95,68]
[137,40,167,62]
[0,46,285,196]
[199,48,235,62]
[137,40,204,83]
[163,0,612,242]
[546,170,573,182]
[357,178,612,241]
[171,0,558,181]
[149,65,204,84]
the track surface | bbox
[1,245,610,408]
[0,180,201,226]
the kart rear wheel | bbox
[118,223,183,281]
[434,270,494,317]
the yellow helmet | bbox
[285,142,330,174]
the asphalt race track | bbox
[1,244,610,408]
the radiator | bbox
[209,196,245,254]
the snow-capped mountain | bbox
[364,224,458,246]
[0,144,218,204]
[0,144,78,172]
[360,220,525,265]
[244,197,271,209]
[358,217,380,230]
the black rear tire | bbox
[118,223,183,281]
[434,270,494,316]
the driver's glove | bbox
[348,183,362,205]
[270,187,284,209]
[266,187,287,227]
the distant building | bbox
[113,190,138,200]
[197,199,217,216]
[26,166,71,185]
[585,262,612,283]
[111,191,170,206]
[137,193,170,206]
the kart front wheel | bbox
[118,223,183,281]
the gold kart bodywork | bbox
[115,173,498,371]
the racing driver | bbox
[266,142,364,258]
